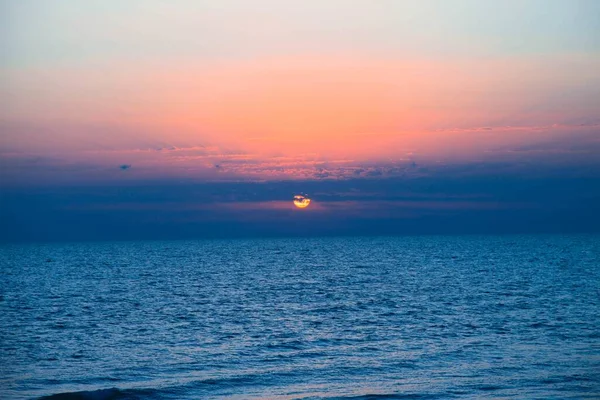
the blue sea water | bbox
[1,235,599,399]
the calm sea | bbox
[1,235,599,399]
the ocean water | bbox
[1,235,599,399]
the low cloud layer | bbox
[2,171,599,242]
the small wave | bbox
[38,387,158,400]
[37,374,265,400]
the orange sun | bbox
[293,194,311,209]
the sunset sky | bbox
[1,0,599,240]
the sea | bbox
[1,235,599,399]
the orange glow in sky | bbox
[1,1,599,185]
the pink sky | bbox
[1,1,599,184]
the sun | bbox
[293,194,311,209]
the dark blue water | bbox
[1,235,599,399]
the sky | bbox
[1,0,600,241]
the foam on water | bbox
[1,235,599,399]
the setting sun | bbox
[293,194,311,209]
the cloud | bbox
[3,172,600,242]
[1,119,599,186]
